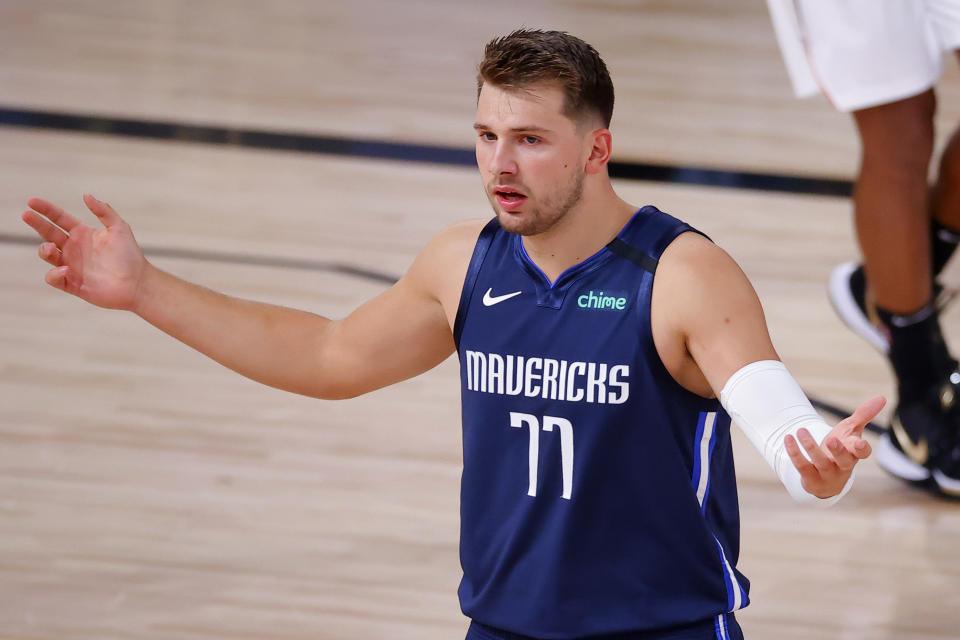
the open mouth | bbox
[496,188,526,200]
[494,187,528,209]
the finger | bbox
[852,438,872,460]
[825,436,857,471]
[44,265,70,291]
[785,434,817,476]
[841,395,887,437]
[22,210,70,247]
[38,242,63,266]
[83,194,121,228]
[796,428,834,473]
[27,197,82,232]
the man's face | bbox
[474,82,589,236]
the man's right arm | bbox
[23,194,481,400]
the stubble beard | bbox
[489,171,585,237]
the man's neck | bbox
[521,187,637,283]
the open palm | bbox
[785,395,886,498]
[22,195,147,311]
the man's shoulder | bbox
[437,218,491,244]
[405,218,491,302]
[438,218,492,244]
[420,218,491,265]
[654,231,750,307]
[660,230,729,275]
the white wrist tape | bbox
[719,360,853,507]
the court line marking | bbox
[0,232,882,434]
[0,106,853,197]
[0,108,877,430]
[0,232,398,285]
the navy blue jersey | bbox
[454,206,749,638]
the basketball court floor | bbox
[2,1,960,638]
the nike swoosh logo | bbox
[482,288,522,306]
[890,414,929,465]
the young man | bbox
[22,30,881,640]
[767,0,960,496]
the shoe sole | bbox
[933,470,960,497]
[875,432,960,498]
[874,432,930,483]
[827,262,890,355]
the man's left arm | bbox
[654,232,885,504]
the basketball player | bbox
[22,30,882,640]
[767,0,960,496]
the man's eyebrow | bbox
[473,123,554,134]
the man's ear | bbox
[584,128,612,175]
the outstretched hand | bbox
[22,195,147,311]
[784,395,886,499]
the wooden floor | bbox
[2,1,960,638]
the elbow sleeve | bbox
[720,360,854,507]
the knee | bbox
[855,91,936,177]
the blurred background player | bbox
[768,0,960,495]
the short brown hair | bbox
[477,29,615,128]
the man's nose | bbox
[489,141,518,176]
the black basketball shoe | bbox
[876,369,960,497]
[828,262,955,355]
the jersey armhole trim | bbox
[641,225,722,405]
[606,223,710,273]
[453,218,500,349]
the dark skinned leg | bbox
[929,51,960,274]
[852,89,935,315]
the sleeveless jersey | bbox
[454,206,749,638]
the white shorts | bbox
[767,0,960,112]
